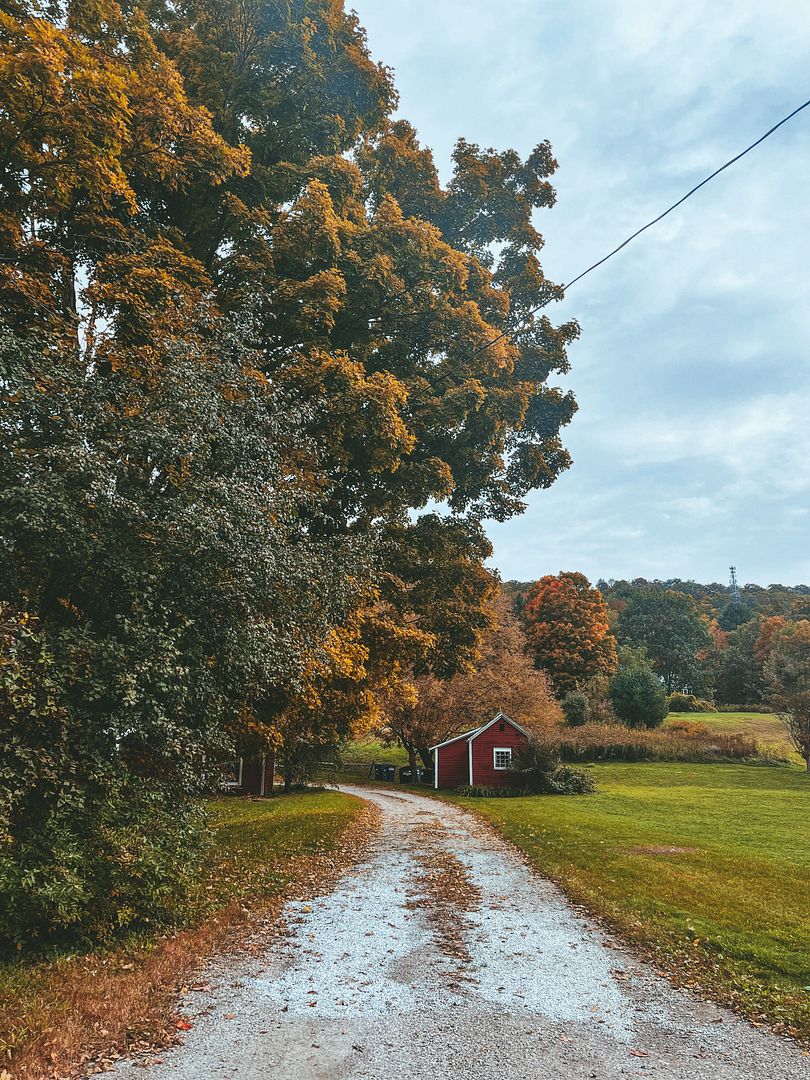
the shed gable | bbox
[469,716,528,787]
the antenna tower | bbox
[729,566,740,601]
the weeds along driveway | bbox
[111,785,808,1080]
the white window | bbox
[493,747,512,770]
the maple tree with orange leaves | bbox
[522,572,617,697]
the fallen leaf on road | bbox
[174,1019,193,1031]
[629,1049,649,1058]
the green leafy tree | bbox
[2,0,580,693]
[1,0,583,944]
[616,589,712,693]
[561,689,589,727]
[716,617,764,706]
[609,648,668,729]
[718,599,755,631]
[0,324,365,946]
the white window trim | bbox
[493,747,513,770]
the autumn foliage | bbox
[383,588,561,771]
[522,573,617,697]
[0,0,580,947]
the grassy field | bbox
[342,738,408,766]
[0,791,366,1080]
[447,763,810,1037]
[668,710,799,761]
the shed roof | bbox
[429,712,529,753]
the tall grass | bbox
[536,720,786,764]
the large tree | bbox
[1,0,582,941]
[2,0,579,688]
[0,322,366,945]
[522,573,617,697]
[715,617,764,706]
[616,588,712,693]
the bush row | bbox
[667,692,714,712]
[455,764,595,799]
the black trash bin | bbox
[399,766,428,784]
[374,763,396,781]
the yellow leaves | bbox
[86,238,210,341]
[274,181,343,266]
[0,3,248,328]
[274,269,348,338]
[285,349,415,476]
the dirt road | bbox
[112,786,807,1079]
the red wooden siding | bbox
[240,752,275,795]
[435,738,469,789]
[470,719,527,787]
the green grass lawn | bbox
[342,739,408,766]
[330,739,409,783]
[668,710,800,761]
[201,790,362,911]
[447,763,810,1037]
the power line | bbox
[463,94,810,367]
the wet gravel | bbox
[110,786,809,1079]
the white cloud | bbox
[355,0,810,583]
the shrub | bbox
[668,692,713,712]
[510,741,596,794]
[562,690,589,726]
[535,764,596,794]
[0,775,206,952]
[713,703,771,712]
[610,667,668,728]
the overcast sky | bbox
[354,0,810,587]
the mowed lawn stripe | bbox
[448,763,810,1036]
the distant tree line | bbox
[506,573,810,769]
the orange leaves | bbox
[0,3,247,335]
[523,573,618,697]
[274,181,344,267]
[284,349,415,483]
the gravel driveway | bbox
[112,785,807,1079]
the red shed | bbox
[430,712,530,789]
[220,752,275,796]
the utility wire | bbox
[463,94,810,367]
